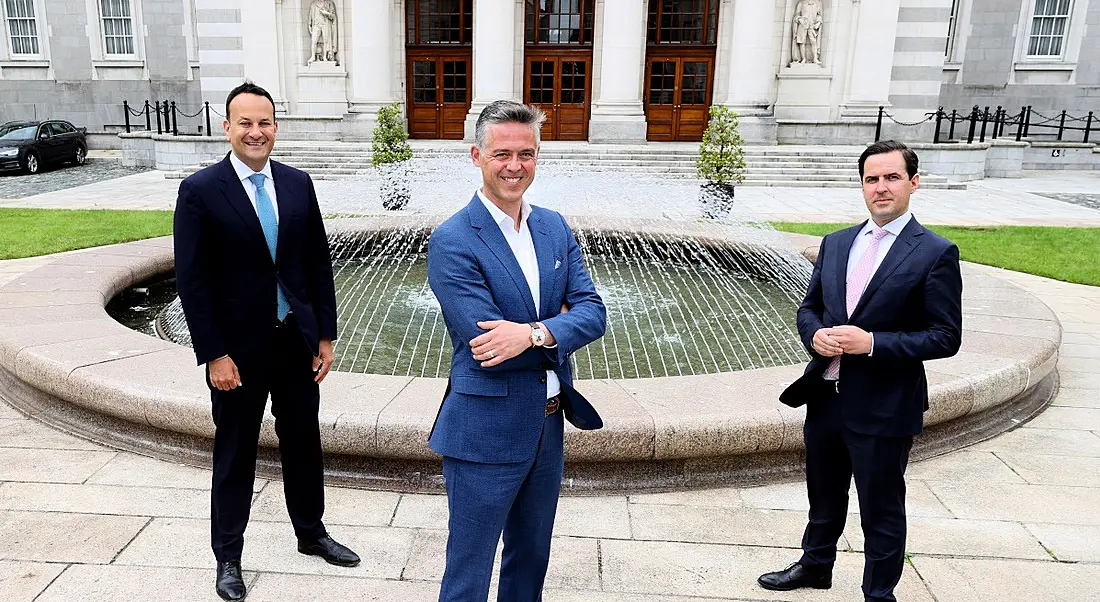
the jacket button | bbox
[539,376,547,384]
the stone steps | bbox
[165,143,963,188]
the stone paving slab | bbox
[1026,406,1100,430]
[84,452,267,491]
[249,482,400,528]
[845,516,1051,560]
[0,482,209,518]
[970,425,1100,456]
[926,481,1100,524]
[1050,387,1100,409]
[598,539,936,601]
[0,447,116,483]
[0,509,149,563]
[912,556,1100,602]
[0,418,108,451]
[245,573,438,602]
[0,560,66,602]
[114,517,415,579]
[904,450,1026,484]
[1024,523,1100,562]
[32,564,256,602]
[996,452,1100,487]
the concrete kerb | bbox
[0,227,1061,493]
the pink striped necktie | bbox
[823,226,890,380]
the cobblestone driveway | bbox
[0,160,149,200]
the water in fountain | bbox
[154,155,813,380]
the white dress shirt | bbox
[229,152,278,223]
[845,210,913,356]
[477,190,561,399]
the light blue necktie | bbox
[248,173,290,321]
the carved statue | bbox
[308,0,338,65]
[791,0,823,66]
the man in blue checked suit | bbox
[427,100,607,602]
[173,82,358,601]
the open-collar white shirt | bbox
[477,189,560,399]
[229,152,278,223]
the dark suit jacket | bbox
[426,195,607,464]
[780,217,963,437]
[173,154,337,366]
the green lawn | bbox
[0,208,174,260]
[773,223,1100,287]
[0,210,1096,287]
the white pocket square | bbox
[554,259,562,269]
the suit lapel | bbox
[467,196,538,321]
[849,218,925,321]
[217,154,268,253]
[528,209,557,320]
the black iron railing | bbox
[875,104,1096,144]
[122,100,220,136]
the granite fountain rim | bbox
[0,217,1061,487]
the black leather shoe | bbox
[297,535,360,567]
[758,562,832,591]
[215,560,246,601]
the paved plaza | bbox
[0,165,1099,601]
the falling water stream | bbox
[138,156,813,380]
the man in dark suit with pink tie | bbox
[758,140,964,602]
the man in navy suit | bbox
[174,82,359,601]
[758,140,963,602]
[426,100,607,602]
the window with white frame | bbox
[945,0,961,58]
[1027,0,1072,57]
[100,0,134,55]
[5,0,40,55]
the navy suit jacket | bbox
[780,217,963,437]
[427,196,607,464]
[173,154,337,366]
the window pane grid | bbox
[1027,0,1072,57]
[647,0,717,46]
[5,0,38,55]
[412,61,437,104]
[100,0,134,55]
[526,0,593,45]
[648,61,675,105]
[408,0,471,45]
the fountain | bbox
[0,155,1061,493]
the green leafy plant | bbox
[695,106,746,187]
[371,104,413,167]
[371,104,413,210]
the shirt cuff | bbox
[868,333,874,357]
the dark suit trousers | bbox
[209,316,327,562]
[438,411,565,602]
[799,383,913,602]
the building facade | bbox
[0,0,1095,145]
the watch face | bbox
[532,328,546,344]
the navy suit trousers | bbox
[438,411,565,602]
[799,383,913,602]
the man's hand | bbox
[471,320,532,367]
[812,328,844,357]
[208,356,242,391]
[828,325,873,355]
[313,339,334,383]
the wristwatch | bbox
[529,322,547,347]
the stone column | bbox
[840,0,901,117]
[717,0,779,143]
[343,0,402,140]
[464,0,520,141]
[588,0,648,144]
[241,0,285,107]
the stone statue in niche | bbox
[308,0,339,65]
[791,0,823,66]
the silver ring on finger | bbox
[488,349,496,358]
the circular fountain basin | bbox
[0,217,1060,492]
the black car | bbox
[0,120,88,174]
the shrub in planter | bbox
[695,106,746,219]
[371,104,413,210]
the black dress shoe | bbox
[215,560,246,601]
[297,534,360,567]
[758,562,832,591]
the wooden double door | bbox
[644,52,714,141]
[407,51,471,139]
[524,51,591,141]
